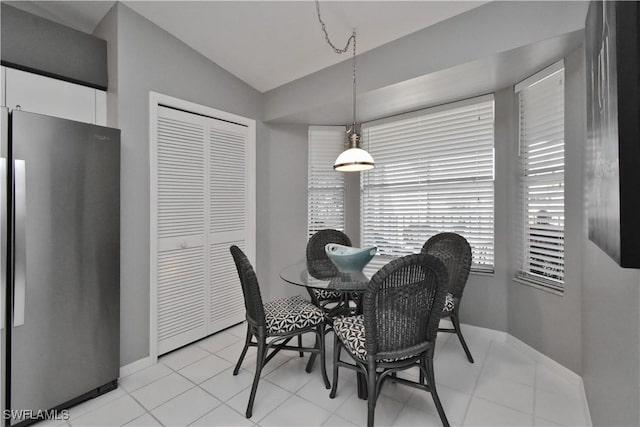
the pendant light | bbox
[315,1,375,172]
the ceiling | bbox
[6,1,489,92]
[277,30,584,124]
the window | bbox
[515,61,565,291]
[308,126,346,237]
[360,95,495,274]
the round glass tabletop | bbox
[279,262,370,292]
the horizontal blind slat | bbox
[308,127,346,236]
[518,65,565,287]
[361,98,495,270]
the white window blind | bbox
[516,61,565,291]
[308,126,346,237]
[361,95,495,275]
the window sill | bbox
[470,269,495,277]
[512,276,564,296]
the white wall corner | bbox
[119,356,154,378]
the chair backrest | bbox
[229,245,266,327]
[306,229,352,279]
[421,232,472,299]
[363,253,448,361]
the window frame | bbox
[359,94,496,275]
[514,60,566,293]
[307,125,347,238]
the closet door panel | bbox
[209,241,245,331]
[156,106,208,354]
[157,247,206,354]
[208,122,249,330]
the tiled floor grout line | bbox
[202,323,336,425]
[146,411,165,427]
[121,378,167,426]
[194,331,244,356]
[128,361,257,427]
[117,385,165,427]
[125,339,246,427]
[186,401,240,427]
[460,337,494,426]
[462,340,546,422]
[120,365,174,395]
[247,358,320,424]
[58,324,588,427]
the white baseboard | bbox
[119,356,154,377]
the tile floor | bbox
[38,321,590,427]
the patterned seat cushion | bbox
[333,315,415,362]
[442,293,456,313]
[333,315,367,360]
[264,295,325,335]
[312,288,343,301]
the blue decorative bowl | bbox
[325,244,377,273]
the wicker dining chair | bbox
[306,229,352,307]
[422,232,474,363]
[330,253,450,427]
[229,245,330,418]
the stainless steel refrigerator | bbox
[1,108,120,426]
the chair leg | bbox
[366,360,377,427]
[246,335,266,418]
[316,324,330,389]
[451,312,474,363]
[425,354,449,427]
[306,334,318,373]
[298,334,304,357]
[234,326,252,375]
[329,333,341,398]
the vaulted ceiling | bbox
[6,1,489,92]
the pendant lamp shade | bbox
[333,126,374,172]
[333,147,375,172]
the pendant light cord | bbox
[315,0,358,130]
[352,34,357,128]
[315,0,355,54]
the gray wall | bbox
[94,3,264,365]
[582,242,640,426]
[457,88,512,334]
[1,3,107,89]
[579,42,640,424]
[255,123,309,303]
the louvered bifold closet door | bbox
[156,106,208,354]
[208,121,250,332]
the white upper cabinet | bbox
[4,68,106,125]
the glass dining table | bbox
[279,261,371,399]
[280,261,370,294]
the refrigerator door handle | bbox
[0,157,5,330]
[14,159,26,327]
